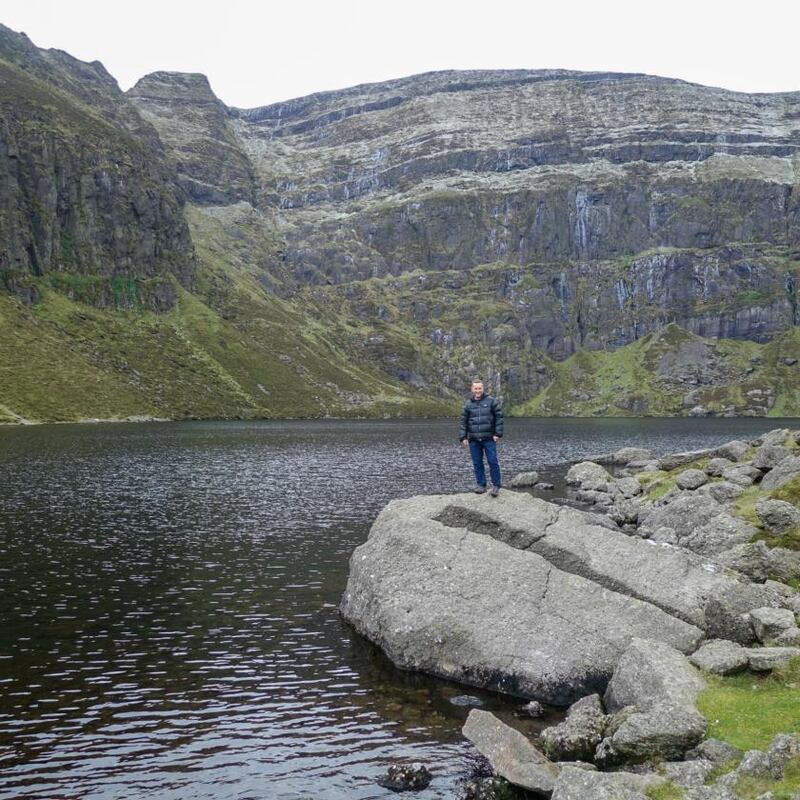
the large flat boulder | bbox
[341,493,705,704]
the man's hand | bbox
[461,438,468,447]
[492,435,500,442]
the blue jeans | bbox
[469,439,501,487]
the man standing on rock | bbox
[460,379,503,496]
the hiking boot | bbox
[473,485,487,494]
[490,485,500,497]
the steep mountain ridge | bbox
[1,24,799,421]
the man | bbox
[459,379,503,496]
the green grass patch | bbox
[697,658,800,752]
[646,781,685,799]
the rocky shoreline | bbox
[341,428,800,798]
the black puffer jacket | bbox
[459,395,504,441]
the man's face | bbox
[471,382,484,399]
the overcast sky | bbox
[3,0,799,108]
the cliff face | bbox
[1,28,799,420]
[230,69,800,352]
[0,26,195,310]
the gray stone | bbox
[600,702,707,763]
[612,447,654,466]
[685,738,743,766]
[616,477,644,498]
[341,493,704,705]
[756,499,800,534]
[662,758,715,788]
[565,462,613,491]
[689,639,749,675]
[540,694,607,762]
[676,469,709,490]
[721,464,762,487]
[749,607,798,644]
[681,514,757,557]
[704,481,746,503]
[706,458,735,477]
[715,440,751,462]
[658,450,716,472]
[551,765,663,800]
[604,638,706,713]
[640,493,756,556]
[508,471,540,488]
[774,626,800,646]
[639,493,723,542]
[753,444,793,471]
[761,456,800,490]
[608,497,644,526]
[757,429,792,448]
[745,646,800,671]
[462,709,559,794]
[535,482,555,490]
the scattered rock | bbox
[540,694,607,762]
[551,765,663,799]
[706,457,734,477]
[612,447,654,465]
[774,627,800,646]
[685,737,743,766]
[565,462,613,491]
[507,471,539,488]
[721,464,762,487]
[756,499,800,534]
[749,607,798,644]
[745,646,800,672]
[715,440,751,462]
[761,456,800,490]
[676,469,709,490]
[377,762,433,792]
[662,758,715,787]
[462,709,559,794]
[689,639,749,675]
[535,482,555,491]
[598,639,707,763]
[757,429,792,447]
[703,481,745,503]
[604,638,706,713]
[753,444,793,471]
[785,357,798,366]
[658,449,715,472]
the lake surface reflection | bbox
[0,417,789,799]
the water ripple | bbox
[0,417,784,799]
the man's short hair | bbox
[470,379,484,387]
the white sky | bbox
[2,0,799,108]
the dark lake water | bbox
[0,417,792,799]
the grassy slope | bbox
[515,324,800,417]
[0,205,455,423]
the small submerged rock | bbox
[377,762,433,792]
[450,695,485,708]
